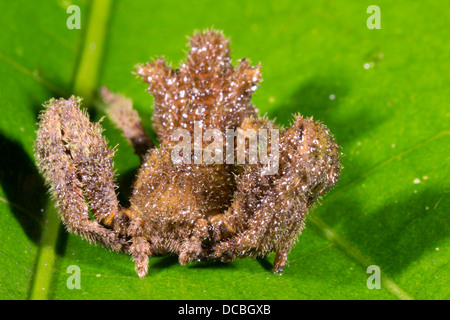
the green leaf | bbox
[0,0,448,300]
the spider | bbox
[34,30,341,278]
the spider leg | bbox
[179,218,208,265]
[211,200,306,270]
[210,115,341,273]
[35,96,127,250]
[273,246,294,274]
[100,87,153,160]
[124,212,152,278]
[136,31,260,144]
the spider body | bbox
[34,30,341,277]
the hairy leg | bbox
[100,87,153,160]
[35,96,127,250]
[179,218,209,265]
[124,210,152,278]
[210,115,341,272]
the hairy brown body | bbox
[34,30,341,277]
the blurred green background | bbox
[0,0,448,300]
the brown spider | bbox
[34,30,341,278]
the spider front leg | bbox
[179,218,209,265]
[211,199,306,274]
[210,115,341,273]
[35,96,127,250]
[99,88,157,276]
